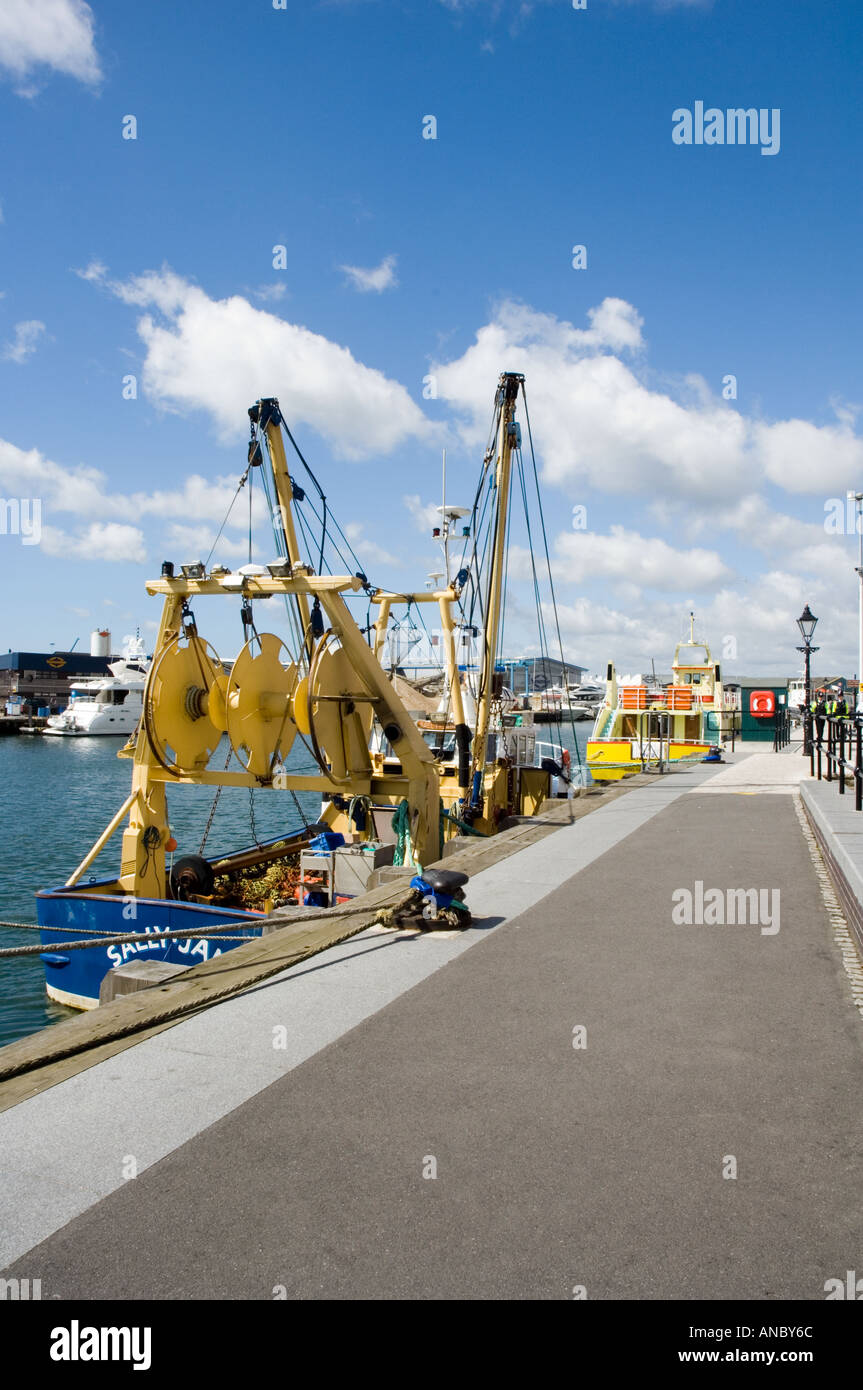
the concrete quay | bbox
[2,744,863,1300]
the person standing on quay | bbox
[811,688,827,745]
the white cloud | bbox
[543,576,843,681]
[433,298,863,501]
[132,474,264,524]
[661,492,856,579]
[556,526,731,590]
[253,283,288,303]
[403,494,442,531]
[73,258,108,283]
[92,265,429,458]
[41,522,146,563]
[0,440,270,538]
[339,254,398,294]
[166,523,252,563]
[0,0,101,91]
[754,417,863,494]
[2,319,46,363]
[343,521,401,569]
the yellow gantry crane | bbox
[67,374,552,904]
[66,398,442,902]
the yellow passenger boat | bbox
[587,617,728,781]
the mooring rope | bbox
[0,892,416,1082]
[1,921,132,936]
[0,892,409,960]
[0,921,263,957]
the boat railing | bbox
[613,685,732,713]
[592,707,615,740]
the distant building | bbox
[723,677,791,742]
[0,650,112,713]
[497,656,587,695]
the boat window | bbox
[422,729,455,758]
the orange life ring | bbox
[562,749,571,768]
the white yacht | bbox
[573,675,605,702]
[43,636,150,737]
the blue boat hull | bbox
[37,885,263,1010]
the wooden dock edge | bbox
[0,773,662,1111]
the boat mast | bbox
[469,371,523,805]
[250,398,312,648]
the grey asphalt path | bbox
[6,787,863,1300]
[0,770,709,1271]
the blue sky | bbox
[1,0,861,677]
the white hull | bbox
[42,635,149,739]
[43,726,130,737]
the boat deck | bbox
[2,743,862,1298]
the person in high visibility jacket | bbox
[827,689,849,721]
[811,690,827,744]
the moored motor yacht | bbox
[43,636,150,737]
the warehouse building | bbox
[0,650,112,714]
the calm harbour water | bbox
[0,723,590,1048]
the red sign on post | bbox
[750,690,776,717]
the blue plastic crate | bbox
[308,831,345,853]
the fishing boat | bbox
[37,373,582,1008]
[586,616,726,781]
[42,636,151,737]
[322,372,581,847]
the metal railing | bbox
[773,707,793,751]
[720,709,740,752]
[806,712,863,811]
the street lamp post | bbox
[796,604,820,756]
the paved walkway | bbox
[2,749,862,1300]
[694,748,811,793]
